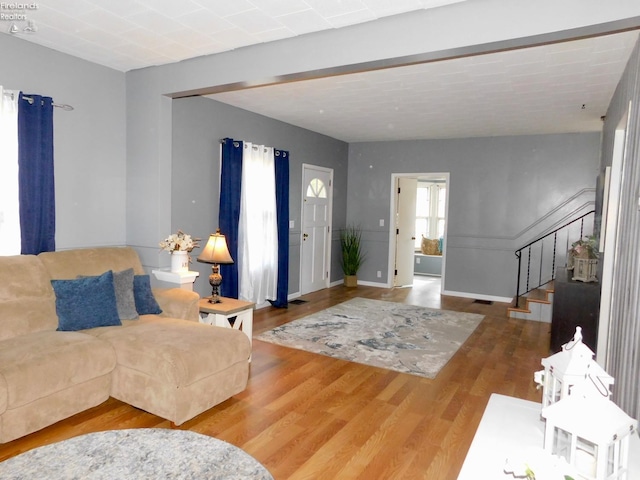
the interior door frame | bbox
[299,163,334,295]
[596,108,630,365]
[388,172,450,291]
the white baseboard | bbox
[442,289,512,304]
[358,280,388,287]
[292,283,512,304]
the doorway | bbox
[300,164,333,295]
[388,173,450,292]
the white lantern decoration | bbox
[534,327,613,408]
[541,395,636,480]
[572,258,598,282]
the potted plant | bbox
[340,224,365,287]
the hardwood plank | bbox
[0,279,550,479]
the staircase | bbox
[509,209,595,322]
[507,281,554,322]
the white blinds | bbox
[0,87,21,255]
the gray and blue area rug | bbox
[0,429,273,480]
[256,297,484,378]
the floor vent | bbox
[473,299,493,305]
[289,299,308,305]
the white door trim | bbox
[388,172,450,292]
[596,109,629,366]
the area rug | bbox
[0,429,273,479]
[256,297,484,378]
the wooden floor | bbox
[0,277,551,479]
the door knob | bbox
[303,233,309,240]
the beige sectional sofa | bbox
[0,247,251,443]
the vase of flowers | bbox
[159,230,200,273]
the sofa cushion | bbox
[0,255,59,342]
[0,374,7,415]
[96,317,250,387]
[0,330,116,409]
[134,275,162,315]
[38,247,146,279]
[52,271,122,331]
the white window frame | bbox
[414,181,446,250]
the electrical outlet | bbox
[379,219,384,227]
[377,271,381,278]
[416,257,421,264]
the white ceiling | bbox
[209,31,640,141]
[2,0,465,71]
[3,1,639,142]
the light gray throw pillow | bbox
[78,268,138,321]
[112,268,139,320]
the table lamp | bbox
[197,229,234,303]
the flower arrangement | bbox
[159,230,200,253]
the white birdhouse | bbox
[541,395,636,480]
[535,327,613,408]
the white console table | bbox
[458,393,640,479]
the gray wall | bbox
[348,133,601,299]
[125,1,638,272]
[4,2,637,301]
[171,97,348,298]
[0,34,126,249]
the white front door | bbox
[395,177,417,287]
[300,165,333,294]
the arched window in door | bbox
[306,178,327,198]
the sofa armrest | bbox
[152,288,200,322]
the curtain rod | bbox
[21,95,74,111]
[219,138,288,156]
[2,91,74,111]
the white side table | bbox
[198,297,255,359]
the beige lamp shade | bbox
[197,229,234,265]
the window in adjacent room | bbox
[414,180,446,250]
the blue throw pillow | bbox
[133,274,162,315]
[52,270,122,331]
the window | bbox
[306,178,327,198]
[414,181,446,250]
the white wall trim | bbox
[442,289,512,304]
